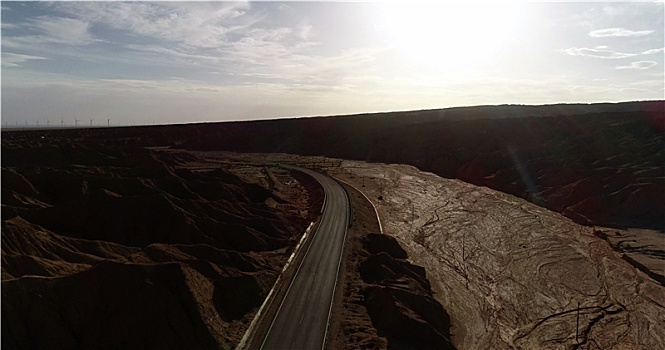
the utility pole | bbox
[47,120,50,127]
[74,118,79,127]
[107,118,110,127]
[60,119,64,127]
[90,119,94,127]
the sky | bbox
[1,1,664,126]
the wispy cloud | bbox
[642,48,664,55]
[2,53,48,67]
[2,1,662,125]
[4,16,94,49]
[299,23,314,41]
[30,2,342,81]
[29,16,94,45]
[123,44,224,64]
[4,1,338,85]
[601,6,625,18]
[589,27,654,37]
[52,1,255,49]
[616,61,657,70]
[98,78,223,93]
[562,47,638,59]
[2,0,387,94]
[562,46,664,59]
[233,46,389,90]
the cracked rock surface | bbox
[331,160,664,350]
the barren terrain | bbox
[1,134,322,349]
[326,181,455,350]
[2,101,664,349]
[329,160,665,350]
[177,101,665,230]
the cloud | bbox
[589,27,654,37]
[1,74,352,124]
[562,47,638,59]
[97,78,223,93]
[616,61,658,70]
[563,45,665,61]
[29,16,94,45]
[27,2,321,74]
[123,44,224,64]
[3,1,364,91]
[3,2,320,76]
[2,53,48,67]
[642,48,664,54]
[602,6,625,18]
[299,23,314,41]
[225,27,320,66]
[233,46,389,90]
[51,2,255,49]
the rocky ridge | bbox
[329,160,664,350]
[1,136,322,349]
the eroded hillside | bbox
[8,103,662,229]
[177,102,665,230]
[328,160,665,350]
[2,101,663,349]
[1,135,323,349]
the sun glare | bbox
[376,2,521,76]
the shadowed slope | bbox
[1,141,323,349]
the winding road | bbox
[260,166,349,350]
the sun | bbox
[375,2,521,76]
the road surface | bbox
[260,166,349,350]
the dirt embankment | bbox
[328,161,664,350]
[327,181,455,350]
[1,134,322,349]
[360,233,455,350]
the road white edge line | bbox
[258,178,330,350]
[236,221,314,350]
[259,219,323,350]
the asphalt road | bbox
[260,166,349,350]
